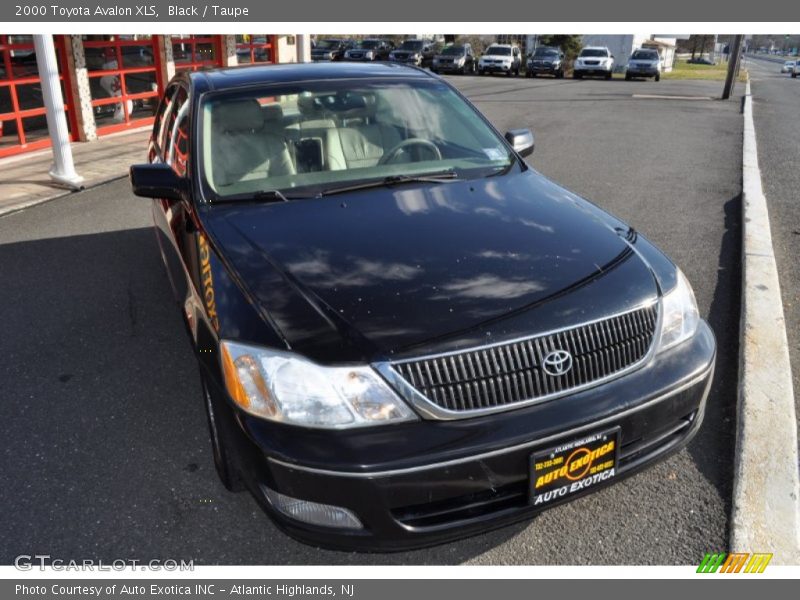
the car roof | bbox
[189,62,432,91]
[582,46,609,50]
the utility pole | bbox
[33,34,83,190]
[722,34,744,100]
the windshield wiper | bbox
[317,171,458,197]
[217,189,308,204]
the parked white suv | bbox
[574,46,614,79]
[478,44,522,77]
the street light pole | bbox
[33,34,84,190]
[722,35,744,100]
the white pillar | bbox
[297,34,311,63]
[33,35,84,190]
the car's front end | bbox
[526,54,563,77]
[389,45,424,66]
[344,45,378,62]
[432,52,466,73]
[626,57,661,79]
[479,51,513,74]
[574,51,614,78]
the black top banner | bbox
[2,0,799,22]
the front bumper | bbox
[575,65,612,75]
[480,63,513,72]
[527,64,560,75]
[627,67,659,77]
[434,63,465,72]
[216,321,715,551]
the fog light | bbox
[261,485,363,530]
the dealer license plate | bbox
[529,428,620,507]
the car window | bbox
[580,49,609,57]
[151,84,177,159]
[486,47,512,56]
[158,85,188,163]
[200,78,516,200]
[632,50,659,60]
[165,88,190,176]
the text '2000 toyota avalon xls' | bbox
[129,62,716,551]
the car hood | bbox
[203,171,659,363]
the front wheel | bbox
[201,376,246,492]
[625,73,632,81]
[557,70,564,79]
[605,71,612,80]
[792,72,797,78]
[655,73,661,82]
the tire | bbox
[526,71,532,78]
[625,73,632,81]
[655,73,660,82]
[793,72,797,78]
[573,72,582,79]
[605,71,612,80]
[557,70,564,79]
[201,376,246,492]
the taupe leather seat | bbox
[210,99,295,189]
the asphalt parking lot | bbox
[0,75,743,565]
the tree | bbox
[536,35,583,61]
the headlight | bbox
[220,340,417,428]
[365,51,374,59]
[657,270,700,352]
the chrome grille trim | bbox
[375,300,661,420]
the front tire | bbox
[655,72,661,82]
[202,376,245,492]
[625,73,632,81]
[605,71,612,80]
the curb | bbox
[730,79,800,563]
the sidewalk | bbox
[0,128,150,217]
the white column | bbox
[297,34,311,63]
[33,35,84,189]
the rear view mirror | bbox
[505,129,535,157]
[129,163,186,201]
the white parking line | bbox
[730,79,800,564]
[631,94,713,100]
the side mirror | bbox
[505,129,534,157]
[129,163,186,200]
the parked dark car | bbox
[130,62,715,551]
[526,46,565,78]
[344,39,393,61]
[431,43,476,74]
[388,39,439,68]
[310,39,352,61]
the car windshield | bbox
[632,50,659,60]
[486,47,511,56]
[533,49,559,57]
[316,40,341,50]
[580,49,608,57]
[200,78,516,201]
[441,45,465,56]
[358,40,380,49]
[399,41,424,51]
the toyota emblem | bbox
[542,349,573,377]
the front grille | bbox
[391,303,658,413]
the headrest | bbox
[297,93,327,116]
[339,93,377,119]
[212,99,264,133]
[261,103,284,123]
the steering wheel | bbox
[378,138,442,165]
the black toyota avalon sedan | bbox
[130,62,715,551]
